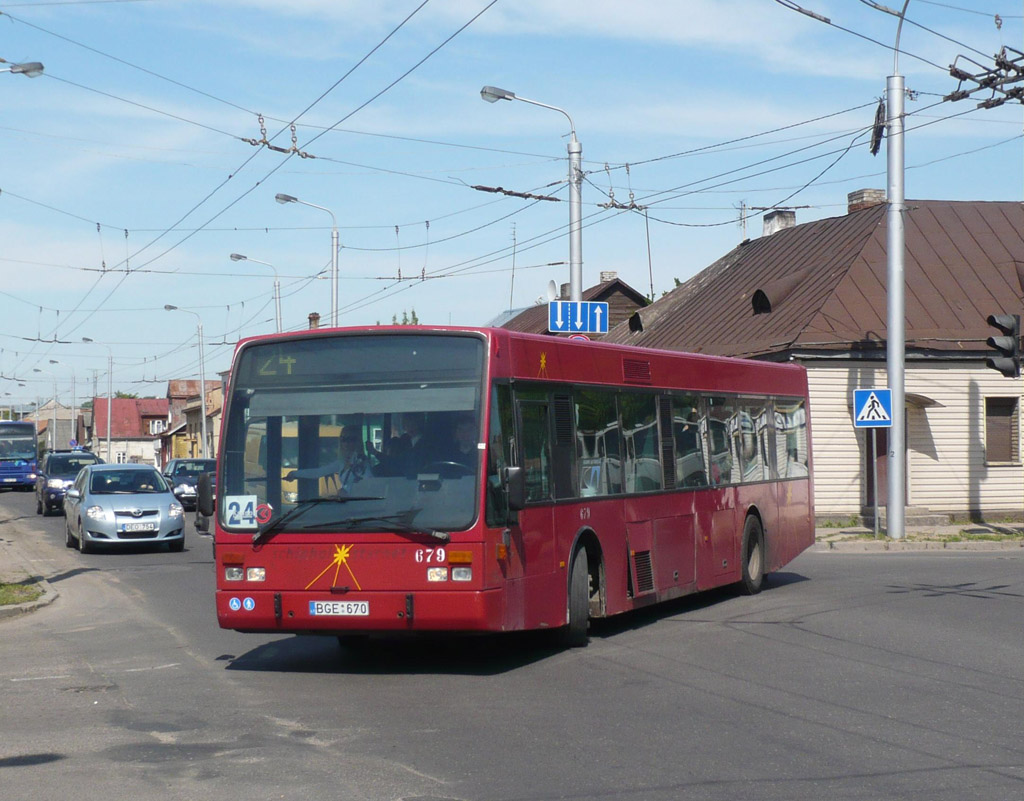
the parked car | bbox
[64,463,185,553]
[35,449,103,516]
[162,458,216,511]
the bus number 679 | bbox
[415,548,446,563]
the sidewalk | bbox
[0,528,58,621]
[815,521,1024,551]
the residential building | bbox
[85,397,170,465]
[604,192,1024,523]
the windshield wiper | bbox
[252,496,384,545]
[300,512,450,543]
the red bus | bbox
[211,326,813,646]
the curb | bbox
[0,538,58,621]
[815,540,1024,552]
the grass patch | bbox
[0,580,43,606]
[948,531,1024,543]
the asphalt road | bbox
[2,488,1024,801]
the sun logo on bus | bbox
[538,351,549,378]
[304,544,362,591]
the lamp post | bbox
[275,193,339,326]
[164,305,208,459]
[0,60,44,78]
[82,338,113,460]
[481,85,583,302]
[230,253,282,332]
[883,2,910,541]
[32,368,57,452]
[49,359,76,447]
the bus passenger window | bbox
[575,389,621,496]
[620,392,662,493]
[706,396,734,485]
[673,394,706,487]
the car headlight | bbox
[168,502,184,518]
[47,478,65,489]
[85,505,112,522]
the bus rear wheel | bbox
[739,515,764,595]
[561,547,590,648]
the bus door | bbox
[700,396,737,584]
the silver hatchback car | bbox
[64,463,185,553]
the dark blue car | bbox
[35,450,104,516]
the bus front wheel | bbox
[562,547,590,648]
[739,515,764,595]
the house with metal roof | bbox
[605,191,1024,523]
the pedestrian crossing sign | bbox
[853,388,893,428]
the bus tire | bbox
[739,515,764,595]
[562,547,590,648]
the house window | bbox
[985,397,1020,464]
[115,451,128,464]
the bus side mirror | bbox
[503,465,526,511]
[197,472,215,517]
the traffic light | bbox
[986,313,1021,378]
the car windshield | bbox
[219,333,485,534]
[90,470,168,494]
[172,460,215,477]
[50,455,99,473]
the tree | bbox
[390,308,420,326]
[115,391,138,399]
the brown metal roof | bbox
[604,200,1024,358]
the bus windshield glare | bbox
[220,334,485,535]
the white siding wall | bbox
[807,361,1023,518]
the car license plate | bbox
[120,522,156,533]
[309,600,369,616]
[2,478,15,483]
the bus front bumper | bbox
[216,588,506,633]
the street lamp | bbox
[49,359,76,447]
[230,253,282,332]
[32,367,57,452]
[275,192,339,326]
[481,85,583,302]
[0,60,44,78]
[164,305,208,459]
[82,338,113,460]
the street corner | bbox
[0,540,57,621]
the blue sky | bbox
[1,0,1022,409]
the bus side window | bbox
[673,394,706,487]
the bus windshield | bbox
[0,424,36,460]
[220,333,486,534]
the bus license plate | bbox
[309,600,369,616]
[120,522,156,532]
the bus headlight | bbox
[426,567,448,582]
[451,567,472,582]
[224,567,244,581]
[246,567,266,582]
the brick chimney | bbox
[848,188,886,213]
[308,312,320,329]
[762,209,796,237]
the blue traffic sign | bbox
[853,388,893,428]
[548,301,610,334]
